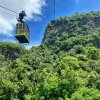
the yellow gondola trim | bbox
[15,33,30,42]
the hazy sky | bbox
[0,0,100,48]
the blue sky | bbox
[1,0,100,48]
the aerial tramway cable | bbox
[0,10,16,16]
[0,5,30,19]
[0,5,18,14]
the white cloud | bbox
[0,0,46,36]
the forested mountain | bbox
[0,11,100,100]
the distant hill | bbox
[0,11,100,100]
[42,11,100,49]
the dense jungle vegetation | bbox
[0,11,100,100]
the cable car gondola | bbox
[15,11,30,43]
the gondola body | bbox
[15,23,30,43]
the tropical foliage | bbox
[0,11,100,100]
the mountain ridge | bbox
[42,11,100,48]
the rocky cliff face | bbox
[42,11,100,48]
